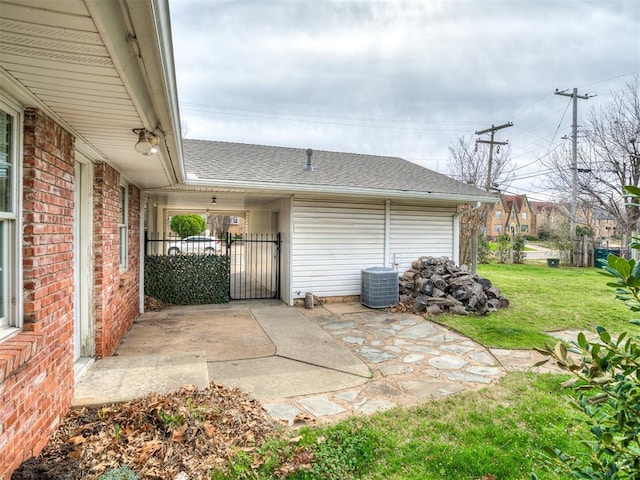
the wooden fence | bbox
[573,236,595,267]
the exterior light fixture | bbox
[132,128,160,155]
[211,196,217,204]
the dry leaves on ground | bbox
[13,383,278,480]
[143,295,173,312]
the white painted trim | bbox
[453,213,460,265]
[384,199,391,268]
[139,195,146,313]
[74,160,95,359]
[185,176,497,204]
[0,95,23,331]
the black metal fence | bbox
[227,232,281,300]
[144,232,281,302]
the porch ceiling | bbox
[146,187,283,214]
[0,0,183,188]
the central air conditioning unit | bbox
[361,267,399,309]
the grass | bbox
[436,263,640,349]
[212,262,639,479]
[214,373,587,479]
[356,373,585,480]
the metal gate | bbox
[144,232,281,303]
[227,232,281,300]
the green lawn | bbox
[215,263,639,480]
[436,263,639,349]
[216,374,586,480]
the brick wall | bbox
[0,109,75,477]
[93,163,141,358]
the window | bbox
[494,225,502,233]
[0,101,19,333]
[119,185,128,269]
[495,210,502,219]
[522,212,528,220]
[230,216,239,225]
[521,225,529,233]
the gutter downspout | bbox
[453,201,482,272]
[384,199,391,268]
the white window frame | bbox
[495,210,502,219]
[119,184,128,271]
[522,212,528,220]
[230,216,240,225]
[0,96,23,339]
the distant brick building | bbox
[486,194,537,240]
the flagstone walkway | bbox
[263,303,571,425]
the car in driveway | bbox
[167,235,222,255]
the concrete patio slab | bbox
[73,352,209,407]
[250,305,370,377]
[116,307,275,361]
[73,300,562,424]
[208,356,368,401]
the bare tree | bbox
[207,215,231,240]
[542,77,640,241]
[448,135,513,265]
[448,135,514,190]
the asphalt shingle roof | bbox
[183,139,491,198]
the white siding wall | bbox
[389,205,456,272]
[291,199,385,298]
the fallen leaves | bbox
[15,382,277,480]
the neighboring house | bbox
[593,209,619,242]
[144,140,496,305]
[486,193,536,239]
[0,0,182,475]
[530,200,565,237]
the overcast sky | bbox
[168,0,640,200]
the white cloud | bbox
[169,0,640,199]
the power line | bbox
[180,102,485,129]
[578,71,639,89]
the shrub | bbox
[496,234,511,263]
[512,235,527,264]
[170,214,206,238]
[477,235,492,264]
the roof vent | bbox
[304,148,314,171]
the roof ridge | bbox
[183,138,405,161]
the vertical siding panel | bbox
[291,199,385,298]
[389,205,456,272]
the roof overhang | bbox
[182,174,499,205]
[0,0,184,188]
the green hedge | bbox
[144,255,230,305]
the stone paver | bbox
[264,404,302,426]
[299,396,346,417]
[254,306,586,424]
[265,308,509,423]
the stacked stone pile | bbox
[398,256,509,315]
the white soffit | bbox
[0,0,176,188]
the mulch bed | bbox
[12,383,278,480]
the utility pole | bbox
[554,88,592,240]
[470,122,513,272]
[475,122,514,191]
